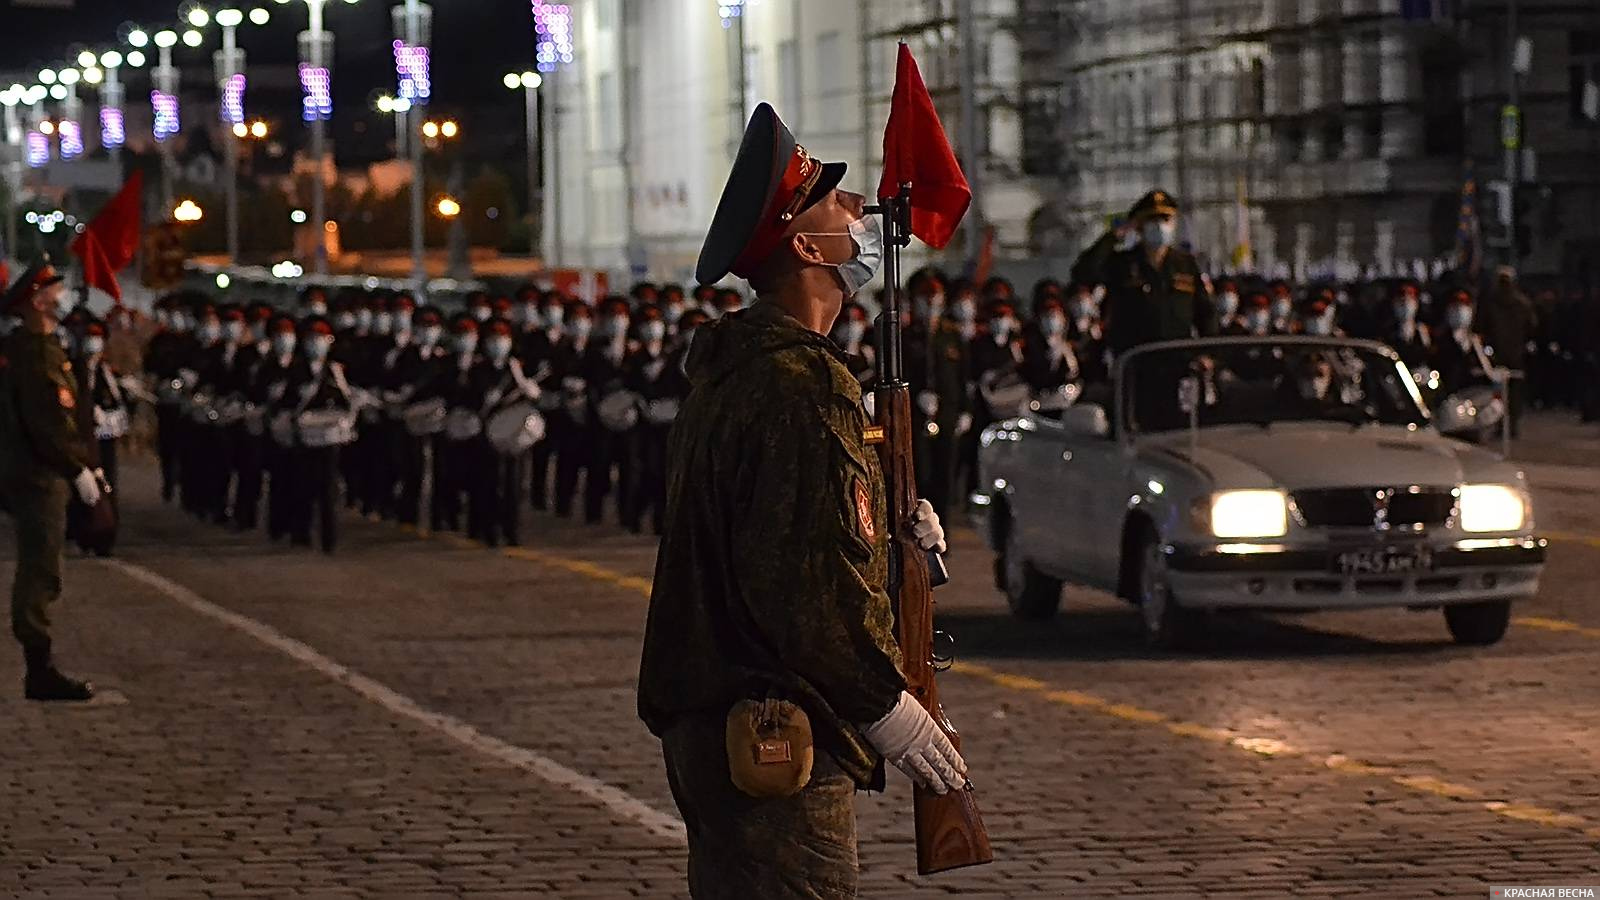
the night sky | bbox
[2,0,540,164]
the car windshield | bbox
[1121,339,1430,435]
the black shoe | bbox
[24,667,95,702]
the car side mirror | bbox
[1059,402,1109,438]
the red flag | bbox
[877,43,971,250]
[70,171,144,302]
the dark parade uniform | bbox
[195,337,260,525]
[381,331,443,527]
[67,350,128,555]
[521,321,565,511]
[144,322,197,502]
[623,339,688,535]
[582,333,636,528]
[1387,320,1434,370]
[425,347,482,534]
[904,317,970,522]
[1071,191,1217,357]
[469,353,538,546]
[1069,318,1111,386]
[282,356,354,552]
[336,324,383,516]
[255,345,301,540]
[550,332,596,521]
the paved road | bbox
[1,454,1597,898]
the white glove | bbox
[861,691,968,795]
[862,392,876,419]
[911,498,946,554]
[72,468,101,507]
[956,412,973,436]
[916,390,940,418]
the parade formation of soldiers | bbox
[18,207,1581,564]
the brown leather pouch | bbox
[725,697,814,798]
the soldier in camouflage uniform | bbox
[0,260,102,701]
[638,103,964,899]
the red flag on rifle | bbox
[877,43,971,250]
[70,171,144,302]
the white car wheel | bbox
[1136,528,1202,650]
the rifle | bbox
[871,184,995,876]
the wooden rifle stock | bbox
[873,187,994,876]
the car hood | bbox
[1141,424,1520,489]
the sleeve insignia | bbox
[58,386,76,409]
[862,425,885,445]
[853,477,876,541]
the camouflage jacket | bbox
[637,299,906,789]
[0,330,91,491]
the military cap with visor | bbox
[2,257,66,312]
[696,102,848,285]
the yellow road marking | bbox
[1544,529,1600,551]
[390,519,1600,841]
[1514,616,1600,640]
[953,660,1596,840]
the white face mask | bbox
[487,336,513,361]
[990,317,1015,338]
[951,299,977,323]
[273,333,298,357]
[306,300,328,317]
[472,305,492,322]
[802,214,885,296]
[1040,312,1066,337]
[518,302,541,326]
[663,303,685,325]
[1245,310,1271,334]
[1446,306,1473,330]
[1216,292,1239,318]
[355,309,374,330]
[567,318,592,340]
[1300,375,1333,400]
[1303,313,1334,336]
[1141,219,1175,248]
[306,336,334,360]
[222,321,244,343]
[251,321,269,344]
[83,336,106,356]
[394,310,414,333]
[641,320,667,343]
[419,325,443,346]
[601,316,629,340]
[1270,297,1293,320]
[198,321,222,344]
[837,319,867,346]
[375,312,394,335]
[455,333,478,355]
[1394,299,1418,322]
[335,312,357,331]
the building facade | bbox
[1056,0,1600,280]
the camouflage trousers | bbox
[4,478,67,664]
[661,712,859,899]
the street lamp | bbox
[294,0,360,276]
[503,69,542,258]
[173,199,205,222]
[97,50,127,150]
[152,29,182,206]
[532,2,575,267]
[392,0,433,298]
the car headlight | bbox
[1458,483,1526,533]
[1208,489,1288,539]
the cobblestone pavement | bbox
[1,454,1597,898]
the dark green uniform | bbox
[638,300,905,897]
[0,330,92,664]
[1072,230,1217,357]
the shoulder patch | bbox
[58,385,76,409]
[863,424,885,445]
[853,477,876,541]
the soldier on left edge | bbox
[0,259,104,701]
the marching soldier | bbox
[828,300,876,386]
[0,260,101,701]
[551,301,597,520]
[74,318,130,503]
[906,275,972,523]
[525,291,569,511]
[283,316,354,553]
[638,104,958,897]
[1070,189,1216,357]
[1067,282,1111,385]
[145,295,197,503]
[623,304,685,535]
[428,313,483,534]
[1021,293,1080,394]
[182,301,223,518]
[1385,282,1433,369]
[470,318,539,547]
[195,304,260,526]
[257,314,301,540]
[386,304,446,527]
[586,296,636,528]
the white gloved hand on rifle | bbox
[72,468,101,507]
[861,691,968,795]
[911,498,946,554]
[916,390,940,418]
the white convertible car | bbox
[971,336,1546,648]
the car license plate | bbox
[1333,546,1434,576]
